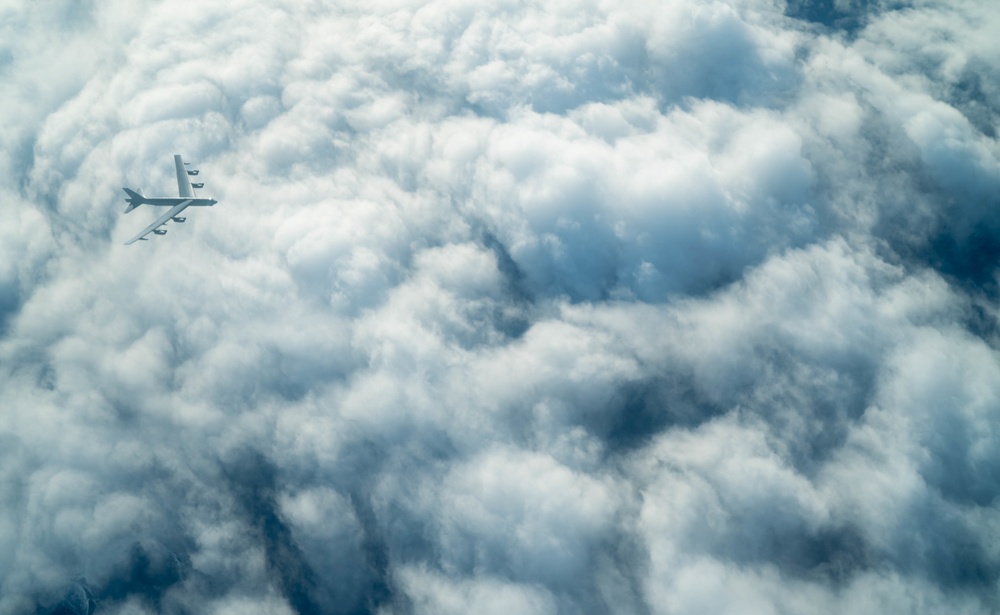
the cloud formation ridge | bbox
[1,0,999,613]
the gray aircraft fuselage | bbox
[123,189,216,211]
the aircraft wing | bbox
[174,154,195,198]
[124,201,191,245]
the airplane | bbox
[122,154,217,245]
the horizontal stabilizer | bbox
[123,187,146,212]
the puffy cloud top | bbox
[2,1,999,613]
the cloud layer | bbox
[1,0,999,613]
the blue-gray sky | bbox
[2,1,999,613]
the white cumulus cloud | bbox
[1,1,999,614]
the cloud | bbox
[1,1,999,614]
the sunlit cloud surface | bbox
[1,1,999,613]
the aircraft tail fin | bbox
[123,187,145,213]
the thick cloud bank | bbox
[2,0,999,613]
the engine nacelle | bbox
[153,229,167,235]
[172,217,186,223]
[187,170,199,176]
[191,183,204,188]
